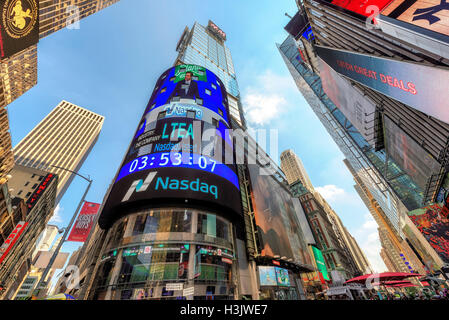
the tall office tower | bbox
[175,21,245,127]
[344,227,373,274]
[278,19,448,273]
[0,165,58,299]
[280,149,314,191]
[347,159,431,274]
[380,247,396,272]
[13,100,104,203]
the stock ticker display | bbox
[99,65,241,228]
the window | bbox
[24,181,29,186]
[17,190,22,196]
[217,108,223,117]
[32,183,38,189]
[204,89,211,96]
[157,111,167,120]
[186,110,196,119]
[26,192,31,198]
[212,118,219,128]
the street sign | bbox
[165,283,183,291]
[183,286,194,296]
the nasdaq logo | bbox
[122,172,157,202]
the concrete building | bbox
[280,149,314,191]
[13,100,104,203]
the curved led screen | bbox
[99,65,242,229]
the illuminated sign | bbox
[258,266,277,286]
[207,20,226,41]
[272,260,280,266]
[99,65,242,229]
[381,0,449,39]
[316,45,449,124]
[0,221,28,264]
[275,267,291,287]
[0,0,39,59]
[26,173,56,212]
[320,0,393,19]
[312,246,330,281]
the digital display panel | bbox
[0,0,39,60]
[99,65,241,229]
[275,267,291,286]
[316,45,449,125]
[319,0,393,19]
[258,266,277,286]
[383,116,440,191]
[408,203,449,263]
[248,164,313,267]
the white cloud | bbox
[315,185,345,201]
[242,70,296,125]
[49,204,63,224]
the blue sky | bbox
[7,0,386,280]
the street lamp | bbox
[33,165,92,297]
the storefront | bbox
[91,207,238,300]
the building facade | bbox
[0,165,58,299]
[175,21,245,127]
[280,149,314,191]
[13,100,104,203]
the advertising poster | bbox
[67,202,101,242]
[99,65,242,229]
[311,246,330,281]
[275,267,291,287]
[0,221,28,264]
[381,0,449,38]
[408,203,449,263]
[318,57,376,146]
[319,0,394,18]
[383,116,440,191]
[0,0,39,60]
[316,45,449,125]
[258,266,277,286]
[248,164,312,267]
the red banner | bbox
[67,202,100,242]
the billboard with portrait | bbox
[383,116,440,191]
[0,0,39,60]
[408,203,449,263]
[248,164,313,267]
[99,65,241,229]
[316,45,449,125]
[318,57,376,146]
[275,267,291,287]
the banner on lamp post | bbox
[67,202,100,242]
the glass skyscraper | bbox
[176,21,245,127]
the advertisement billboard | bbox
[318,57,376,146]
[311,246,330,281]
[315,45,449,125]
[0,0,39,60]
[284,11,309,41]
[408,203,449,263]
[0,221,28,264]
[319,0,393,19]
[381,0,449,39]
[258,266,277,286]
[248,164,313,267]
[26,173,56,212]
[383,116,440,191]
[99,65,241,229]
[67,202,100,242]
[275,267,291,286]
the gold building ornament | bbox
[2,0,38,39]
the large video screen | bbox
[383,116,440,191]
[248,164,312,267]
[408,203,449,263]
[99,65,241,229]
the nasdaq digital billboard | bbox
[99,65,241,229]
[0,0,39,60]
[316,45,449,125]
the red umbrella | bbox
[345,272,423,284]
